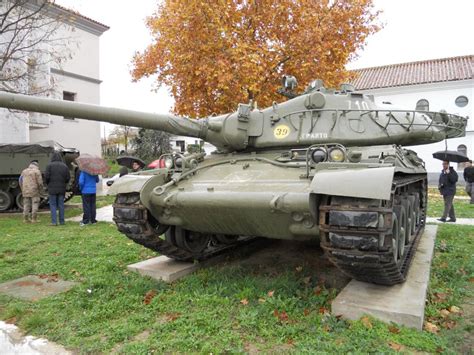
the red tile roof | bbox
[51,2,109,31]
[351,55,473,90]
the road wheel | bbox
[407,195,417,241]
[174,226,210,254]
[393,205,407,261]
[390,211,400,263]
[0,190,13,211]
[15,192,24,210]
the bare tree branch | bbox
[0,0,77,95]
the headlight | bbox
[311,148,327,163]
[328,147,345,162]
[164,157,174,169]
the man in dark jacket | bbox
[45,152,70,225]
[438,161,458,222]
[464,160,474,204]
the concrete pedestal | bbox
[127,256,199,282]
[331,225,438,330]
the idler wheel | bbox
[0,190,13,211]
[393,205,407,261]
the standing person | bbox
[45,152,70,226]
[463,160,474,204]
[19,160,43,223]
[79,170,99,226]
[119,166,128,177]
[438,160,458,222]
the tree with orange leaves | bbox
[131,0,380,118]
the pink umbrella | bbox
[75,154,110,175]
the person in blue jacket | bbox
[79,170,99,226]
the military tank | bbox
[0,140,80,212]
[0,78,467,285]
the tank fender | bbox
[310,166,395,200]
[107,174,157,196]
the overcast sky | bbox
[55,0,473,135]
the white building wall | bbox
[361,80,473,174]
[28,17,104,156]
[29,77,102,155]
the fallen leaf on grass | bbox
[143,290,157,305]
[165,312,181,322]
[432,292,448,303]
[258,298,266,304]
[457,268,467,275]
[424,321,439,334]
[303,276,311,285]
[5,317,16,324]
[303,309,311,316]
[443,320,456,329]
[388,325,400,334]
[314,286,322,295]
[439,309,450,318]
[273,310,289,322]
[240,298,249,305]
[267,290,274,297]
[448,305,461,314]
[38,273,59,283]
[388,341,404,351]
[319,307,330,315]
[295,266,303,272]
[361,316,373,329]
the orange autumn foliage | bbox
[131,0,380,118]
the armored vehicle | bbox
[0,141,80,212]
[0,79,467,285]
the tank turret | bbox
[0,80,468,286]
[0,83,467,153]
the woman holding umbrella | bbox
[79,170,99,226]
[75,154,109,226]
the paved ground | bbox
[426,217,474,226]
[66,205,113,223]
[0,321,70,355]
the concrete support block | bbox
[331,225,438,330]
[127,256,199,283]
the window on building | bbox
[175,140,185,152]
[415,99,429,111]
[457,144,468,170]
[455,95,468,108]
[63,91,76,120]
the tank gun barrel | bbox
[0,91,207,139]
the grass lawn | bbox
[0,197,472,353]
[427,189,473,219]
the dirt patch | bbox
[230,239,350,290]
[13,280,43,287]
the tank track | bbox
[319,175,427,285]
[112,192,252,261]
